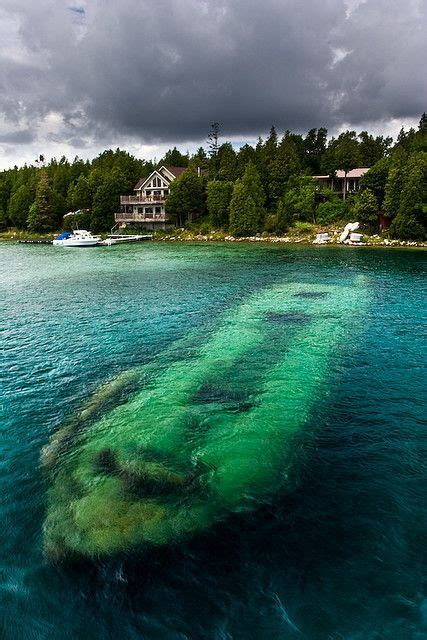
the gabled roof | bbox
[133,165,187,190]
[163,165,186,178]
[314,168,370,179]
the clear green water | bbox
[1,242,426,639]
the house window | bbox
[138,207,143,213]
[145,207,153,214]
[155,206,162,213]
[164,189,169,196]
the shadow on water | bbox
[20,368,426,640]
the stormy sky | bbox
[0,0,425,168]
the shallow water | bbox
[1,242,426,639]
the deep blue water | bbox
[1,242,426,639]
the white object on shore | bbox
[349,232,362,243]
[100,234,153,246]
[53,229,101,247]
[313,232,330,244]
[339,222,359,243]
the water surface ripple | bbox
[1,243,426,639]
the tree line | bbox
[0,115,425,238]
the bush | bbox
[293,221,314,233]
[389,212,426,240]
[316,199,349,224]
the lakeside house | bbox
[115,165,186,230]
[314,168,369,199]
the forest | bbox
[0,114,426,240]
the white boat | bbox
[53,230,101,247]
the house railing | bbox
[115,212,168,222]
[120,195,165,204]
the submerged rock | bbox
[43,280,368,560]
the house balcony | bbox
[120,195,166,204]
[115,212,168,223]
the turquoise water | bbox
[1,242,426,639]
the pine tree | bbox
[8,184,34,228]
[27,170,56,232]
[165,168,204,227]
[206,180,233,228]
[229,163,265,235]
[268,134,301,206]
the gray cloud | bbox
[0,129,36,144]
[0,0,425,160]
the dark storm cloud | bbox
[0,0,425,149]
[0,129,36,144]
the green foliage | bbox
[276,200,293,232]
[268,133,302,205]
[229,163,265,236]
[352,189,379,228]
[27,170,57,232]
[206,180,233,228]
[316,199,349,224]
[160,147,189,167]
[383,156,406,218]
[0,206,7,229]
[304,127,327,173]
[359,157,390,207]
[322,131,362,199]
[217,143,238,181]
[91,169,127,232]
[390,213,425,240]
[280,176,316,223]
[358,132,392,166]
[8,184,34,228]
[165,168,204,227]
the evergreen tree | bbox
[268,134,301,206]
[358,132,392,166]
[207,122,221,175]
[322,131,362,199]
[383,153,407,218]
[160,147,189,167]
[229,163,265,235]
[165,168,204,227]
[206,180,233,228]
[27,170,56,232]
[352,189,379,227]
[91,169,127,232]
[359,157,390,208]
[304,127,327,173]
[281,176,316,223]
[217,143,238,181]
[0,206,7,229]
[8,184,34,228]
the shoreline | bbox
[1,229,426,249]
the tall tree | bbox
[322,131,362,199]
[27,170,56,232]
[207,122,221,175]
[359,157,390,208]
[304,127,327,173]
[8,184,34,228]
[91,169,127,232]
[229,162,265,235]
[268,133,302,206]
[352,189,379,228]
[206,180,233,228]
[165,168,204,227]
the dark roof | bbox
[134,177,146,189]
[163,165,187,178]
